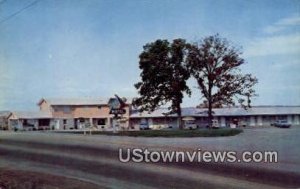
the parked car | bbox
[183,120,197,130]
[273,120,291,128]
[149,124,169,130]
[211,119,219,129]
[205,119,219,129]
[139,123,149,130]
[183,117,197,130]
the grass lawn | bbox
[57,128,243,137]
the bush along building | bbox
[6,97,300,131]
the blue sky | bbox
[0,0,299,110]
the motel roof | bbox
[8,111,52,119]
[4,106,300,120]
[38,97,133,106]
[130,106,300,118]
[212,106,300,116]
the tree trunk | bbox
[177,104,183,130]
[208,81,213,128]
[208,99,213,129]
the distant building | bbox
[6,97,300,131]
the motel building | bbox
[130,106,300,129]
[6,97,300,131]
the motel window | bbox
[97,119,105,125]
[63,119,67,124]
[278,115,287,120]
[141,118,147,124]
[63,107,71,113]
[39,119,50,126]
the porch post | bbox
[287,115,292,125]
[89,118,93,127]
[107,117,111,128]
[89,118,93,135]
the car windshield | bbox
[186,120,195,124]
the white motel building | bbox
[4,97,300,131]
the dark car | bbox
[139,123,149,130]
[273,120,291,128]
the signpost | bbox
[108,94,127,133]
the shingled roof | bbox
[130,106,300,118]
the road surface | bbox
[0,127,300,189]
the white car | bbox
[273,120,291,128]
[211,119,219,129]
[184,120,197,130]
[149,124,169,130]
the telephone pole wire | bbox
[0,0,40,25]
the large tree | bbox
[186,35,258,127]
[134,39,191,129]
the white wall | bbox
[257,116,263,126]
[250,116,255,126]
[220,117,226,127]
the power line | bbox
[0,0,40,25]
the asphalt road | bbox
[0,127,299,189]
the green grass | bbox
[57,128,243,137]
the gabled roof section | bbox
[37,98,46,106]
[38,97,109,106]
[38,97,134,106]
[8,111,52,119]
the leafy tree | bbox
[196,100,223,109]
[187,35,258,127]
[134,39,191,129]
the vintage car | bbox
[272,120,291,128]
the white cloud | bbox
[244,33,300,57]
[244,14,300,58]
[263,15,300,34]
